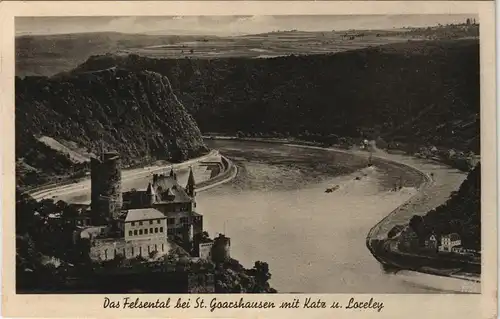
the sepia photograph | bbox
[12,13,486,296]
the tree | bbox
[149,250,158,259]
[252,261,271,284]
[62,205,79,219]
[409,215,425,237]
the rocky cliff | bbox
[16,68,208,188]
[74,39,479,153]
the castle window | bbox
[129,231,132,236]
[131,222,135,226]
[167,218,175,225]
[157,220,161,224]
[149,220,153,225]
[139,229,143,235]
[145,229,148,234]
[134,230,138,235]
[180,217,189,224]
[155,228,158,233]
[162,244,164,251]
[139,221,143,226]
[150,228,153,233]
[160,227,164,233]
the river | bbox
[49,139,471,293]
[197,140,472,293]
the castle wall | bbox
[198,242,213,260]
[89,237,171,262]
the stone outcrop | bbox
[15,67,208,187]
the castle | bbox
[82,151,230,263]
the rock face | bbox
[15,67,208,187]
[76,39,479,153]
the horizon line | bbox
[15,21,477,38]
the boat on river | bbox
[325,185,340,193]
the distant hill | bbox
[73,38,480,153]
[16,32,220,77]
[16,23,479,77]
[16,67,208,188]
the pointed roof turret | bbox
[187,166,195,187]
[186,166,196,197]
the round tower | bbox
[91,152,122,222]
[211,234,231,263]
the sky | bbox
[16,15,477,37]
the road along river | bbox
[33,140,472,293]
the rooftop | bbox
[125,208,166,223]
[446,233,461,241]
[153,175,193,203]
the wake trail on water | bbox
[324,165,418,200]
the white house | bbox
[88,208,171,262]
[438,233,461,252]
[124,208,167,241]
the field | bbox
[123,31,417,59]
[16,24,479,77]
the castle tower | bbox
[211,234,231,263]
[146,182,156,206]
[91,151,123,222]
[186,166,196,198]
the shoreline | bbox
[29,149,236,201]
[204,135,477,284]
[197,156,238,193]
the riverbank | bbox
[203,135,476,285]
[293,143,479,285]
[197,156,238,192]
[29,149,235,201]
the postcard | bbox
[1,1,497,318]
